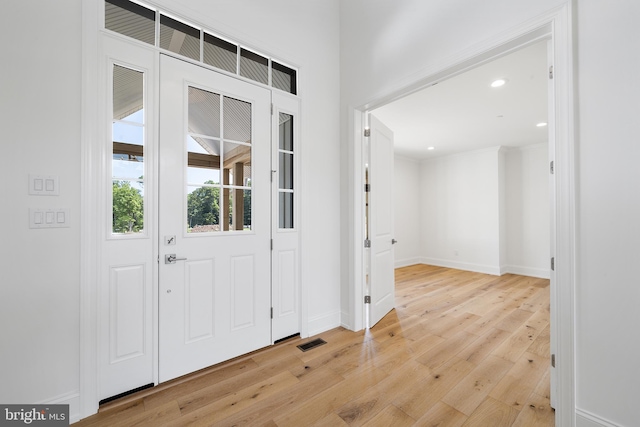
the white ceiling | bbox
[371,40,549,159]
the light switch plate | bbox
[29,174,59,196]
[29,208,70,228]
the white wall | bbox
[575,1,640,426]
[393,155,421,267]
[1,0,341,421]
[0,0,82,411]
[505,144,550,278]
[420,148,502,274]
[394,146,549,277]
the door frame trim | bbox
[346,4,576,426]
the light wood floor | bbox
[76,264,554,426]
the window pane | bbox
[279,192,293,229]
[187,136,221,185]
[160,14,201,61]
[224,189,251,231]
[279,153,293,190]
[188,166,220,186]
[113,122,143,145]
[105,0,155,45]
[113,153,144,180]
[113,180,144,233]
[187,185,220,233]
[223,96,252,143]
[189,87,220,138]
[239,48,268,85]
[187,136,219,155]
[113,65,144,121]
[112,65,144,235]
[272,61,297,95]
[279,113,293,151]
[223,142,251,185]
[203,33,237,74]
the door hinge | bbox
[551,257,555,271]
[364,183,370,192]
[364,295,371,304]
[550,160,554,174]
[364,239,371,248]
[271,307,273,319]
[549,65,554,80]
[364,128,371,137]
[271,103,274,115]
[551,353,556,368]
[271,239,274,250]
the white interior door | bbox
[368,114,396,327]
[158,55,271,382]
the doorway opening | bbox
[350,11,576,426]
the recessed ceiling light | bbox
[427,146,435,151]
[537,122,548,127]
[491,79,507,88]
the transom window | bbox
[105,0,297,94]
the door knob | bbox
[165,254,187,264]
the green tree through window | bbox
[113,181,144,233]
[187,181,220,229]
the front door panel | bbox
[158,55,271,382]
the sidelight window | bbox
[111,64,145,234]
[278,113,294,229]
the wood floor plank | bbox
[489,351,549,410]
[142,357,260,411]
[167,371,300,426]
[213,366,343,427]
[492,309,548,363]
[271,366,389,426]
[394,356,476,420]
[413,402,467,427]
[456,327,511,366]
[75,265,552,427]
[511,393,555,427]
[460,397,520,427]
[335,360,432,425]
[415,330,478,370]
[176,355,303,415]
[441,355,514,416]
[361,404,416,427]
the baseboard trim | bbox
[419,257,501,276]
[502,264,550,279]
[394,257,422,269]
[37,390,80,424]
[308,310,341,337]
[576,408,622,427]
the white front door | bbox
[368,114,396,327]
[158,55,271,382]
